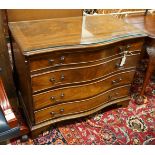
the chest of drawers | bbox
[9,15,147,136]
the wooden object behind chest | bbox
[9,15,147,136]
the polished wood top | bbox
[9,15,146,54]
[125,15,155,38]
[125,15,155,57]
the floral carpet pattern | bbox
[11,61,155,145]
[58,95,155,145]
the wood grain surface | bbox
[9,15,146,53]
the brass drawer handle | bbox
[50,96,55,101]
[61,74,65,81]
[49,74,64,84]
[112,78,122,85]
[115,92,119,95]
[60,108,64,113]
[119,45,131,52]
[50,93,64,103]
[108,92,119,100]
[50,97,60,103]
[60,93,64,98]
[50,111,62,117]
[49,77,56,83]
[50,109,64,118]
[60,56,65,61]
[53,56,65,67]
[48,59,55,63]
[54,63,62,67]
[50,111,56,116]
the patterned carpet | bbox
[10,60,155,145]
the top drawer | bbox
[28,40,144,72]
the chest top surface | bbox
[9,15,147,55]
[125,15,155,38]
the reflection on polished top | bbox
[125,15,155,38]
[9,15,147,54]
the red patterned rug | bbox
[10,60,155,145]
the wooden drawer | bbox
[31,53,140,93]
[34,85,130,124]
[29,40,143,72]
[33,70,135,110]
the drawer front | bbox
[33,70,135,110]
[34,85,130,124]
[31,53,140,93]
[29,40,143,72]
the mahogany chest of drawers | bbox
[9,15,146,136]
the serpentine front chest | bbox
[9,15,146,136]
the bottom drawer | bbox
[34,85,131,124]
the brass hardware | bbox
[49,77,55,83]
[119,77,122,81]
[49,75,64,85]
[112,80,116,84]
[50,111,56,116]
[60,56,65,61]
[54,63,62,67]
[55,100,60,103]
[50,97,60,103]
[112,78,122,85]
[60,108,64,113]
[50,96,55,101]
[48,59,54,63]
[52,56,65,67]
[61,74,65,80]
[60,93,64,98]
[115,92,119,95]
[112,80,117,84]
[108,92,119,100]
